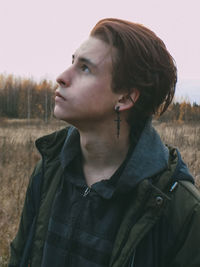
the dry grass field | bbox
[0,119,200,266]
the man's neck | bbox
[78,122,131,187]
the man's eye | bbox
[81,64,90,73]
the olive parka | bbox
[9,120,200,267]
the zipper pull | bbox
[169,181,178,192]
[83,187,91,197]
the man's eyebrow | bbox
[72,54,98,69]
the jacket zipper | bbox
[83,187,91,197]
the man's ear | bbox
[115,88,140,111]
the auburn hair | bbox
[90,18,177,123]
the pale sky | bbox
[0,0,200,101]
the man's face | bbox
[54,37,120,128]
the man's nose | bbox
[56,69,71,87]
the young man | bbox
[9,18,200,267]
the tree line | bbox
[158,101,200,123]
[0,74,200,123]
[0,74,56,122]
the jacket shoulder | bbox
[179,180,200,202]
[164,181,200,266]
[164,179,200,235]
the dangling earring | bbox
[129,95,135,104]
[114,106,121,138]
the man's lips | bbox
[55,91,66,101]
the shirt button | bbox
[155,196,164,206]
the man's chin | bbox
[53,108,66,120]
[53,111,72,124]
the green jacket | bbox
[9,126,200,267]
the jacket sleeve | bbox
[8,160,42,267]
[169,183,200,267]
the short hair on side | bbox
[90,18,177,124]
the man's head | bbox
[90,18,177,123]
[55,18,177,130]
[55,36,121,128]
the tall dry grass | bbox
[0,119,66,266]
[0,119,200,266]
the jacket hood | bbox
[117,118,169,191]
[115,119,194,196]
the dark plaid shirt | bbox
[41,129,135,267]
